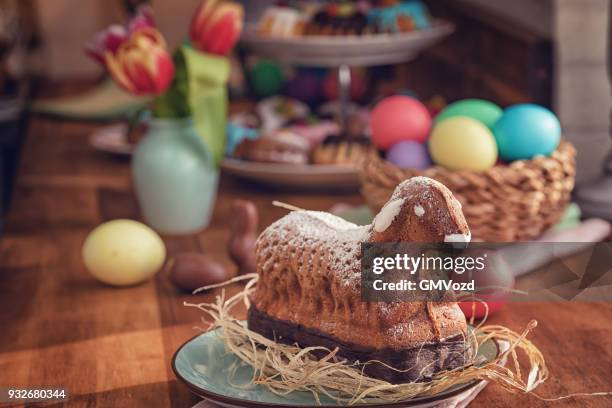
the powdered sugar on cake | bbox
[256,210,369,288]
[444,232,471,244]
[414,205,425,217]
[256,177,470,297]
[373,199,404,233]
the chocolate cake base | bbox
[247,306,474,383]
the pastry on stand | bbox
[305,1,370,36]
[312,135,373,166]
[258,5,306,38]
[234,129,310,164]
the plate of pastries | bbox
[223,96,375,189]
[241,0,454,66]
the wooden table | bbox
[0,113,610,407]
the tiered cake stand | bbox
[224,21,454,189]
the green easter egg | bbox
[250,60,284,98]
[435,99,503,130]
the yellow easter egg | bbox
[82,219,166,286]
[429,117,498,171]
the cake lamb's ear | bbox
[368,177,471,244]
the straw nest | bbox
[186,275,552,405]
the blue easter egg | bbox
[493,104,561,161]
[386,140,432,170]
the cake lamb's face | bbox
[369,176,471,244]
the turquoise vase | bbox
[132,117,219,234]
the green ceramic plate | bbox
[172,325,499,408]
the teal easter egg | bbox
[435,99,502,130]
[493,104,561,161]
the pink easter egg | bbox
[371,96,432,150]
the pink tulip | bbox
[105,28,175,95]
[128,4,155,33]
[190,0,244,56]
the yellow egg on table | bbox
[429,117,498,171]
[82,219,166,286]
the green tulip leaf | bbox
[153,44,230,166]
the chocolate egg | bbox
[229,200,258,275]
[170,252,230,292]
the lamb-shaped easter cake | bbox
[247,177,474,382]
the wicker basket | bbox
[359,140,576,242]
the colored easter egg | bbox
[386,141,432,170]
[170,252,230,293]
[82,219,166,286]
[429,117,498,171]
[456,251,514,319]
[250,60,284,98]
[370,96,432,149]
[493,104,561,161]
[435,99,502,130]
[323,68,368,102]
[286,71,323,105]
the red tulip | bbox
[85,5,155,66]
[190,0,244,55]
[105,28,175,95]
